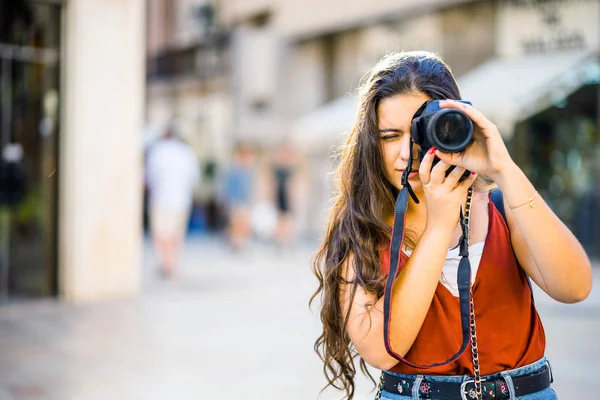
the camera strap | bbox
[383,164,473,369]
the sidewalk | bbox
[0,235,598,399]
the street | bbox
[0,235,598,399]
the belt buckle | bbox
[460,379,486,400]
[544,359,554,383]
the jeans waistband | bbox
[384,357,550,383]
[381,358,553,400]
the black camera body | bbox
[410,100,474,180]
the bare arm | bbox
[494,163,592,303]
[435,100,592,304]
[341,227,453,370]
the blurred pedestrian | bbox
[271,142,297,249]
[310,51,592,400]
[145,123,200,278]
[224,143,255,251]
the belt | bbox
[382,366,552,400]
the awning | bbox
[290,94,357,152]
[292,51,600,152]
[458,51,600,137]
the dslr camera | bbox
[410,100,474,180]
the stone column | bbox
[59,0,145,302]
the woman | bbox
[310,51,592,400]
[225,143,255,251]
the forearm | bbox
[492,162,592,302]
[374,229,453,365]
[386,228,453,355]
[349,228,453,370]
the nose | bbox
[398,134,412,162]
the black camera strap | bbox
[401,140,420,205]
[382,148,473,369]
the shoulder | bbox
[469,190,492,217]
[145,143,162,163]
[146,141,162,153]
[174,140,192,152]
[172,142,197,160]
[341,247,387,283]
[485,187,512,226]
[472,189,491,204]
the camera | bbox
[410,100,474,180]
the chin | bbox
[400,180,423,193]
[387,173,422,193]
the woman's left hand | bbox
[435,100,513,179]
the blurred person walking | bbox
[271,142,297,250]
[145,124,200,278]
[311,51,592,400]
[224,143,255,251]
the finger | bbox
[439,100,496,138]
[434,149,463,167]
[442,166,467,189]
[418,147,436,185]
[453,171,478,192]
[430,158,452,185]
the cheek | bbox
[383,141,402,166]
[381,144,395,169]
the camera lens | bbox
[428,109,473,152]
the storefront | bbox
[459,0,600,257]
[2,0,145,304]
[516,84,600,257]
[0,0,62,301]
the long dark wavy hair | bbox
[310,51,465,399]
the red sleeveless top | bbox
[380,197,546,375]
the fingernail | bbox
[429,147,436,154]
[471,171,477,175]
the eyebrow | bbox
[379,128,404,134]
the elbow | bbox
[362,338,411,371]
[367,354,399,371]
[562,282,592,304]
[556,265,593,304]
[571,261,594,303]
[361,346,405,371]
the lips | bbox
[397,169,419,178]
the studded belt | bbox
[382,365,552,400]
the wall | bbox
[172,0,212,47]
[146,0,168,55]
[276,0,470,39]
[283,39,329,120]
[220,0,275,26]
[497,0,600,58]
[232,24,283,142]
[441,0,496,77]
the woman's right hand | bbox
[418,147,478,234]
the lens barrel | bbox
[426,109,473,153]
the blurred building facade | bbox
[0,0,145,303]
[146,0,600,256]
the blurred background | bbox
[0,0,599,399]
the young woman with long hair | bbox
[310,51,592,400]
